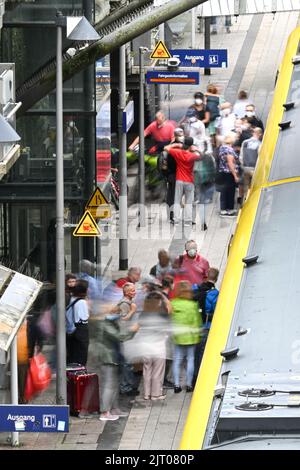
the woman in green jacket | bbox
[171,281,202,393]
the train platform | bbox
[0,10,299,451]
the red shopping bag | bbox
[28,353,51,393]
[24,367,35,401]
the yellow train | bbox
[181,26,300,450]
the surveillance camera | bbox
[167,57,180,70]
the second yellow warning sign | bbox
[73,211,101,237]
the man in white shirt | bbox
[233,90,250,119]
[216,102,236,137]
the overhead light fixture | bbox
[66,16,101,41]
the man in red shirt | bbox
[181,240,210,285]
[116,267,142,289]
[164,137,200,226]
[129,111,175,154]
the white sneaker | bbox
[151,395,166,401]
[99,411,119,421]
[220,210,227,216]
[111,408,129,418]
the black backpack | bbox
[206,96,220,122]
[157,150,169,177]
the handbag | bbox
[27,353,51,394]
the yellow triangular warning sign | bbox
[86,187,109,209]
[73,211,101,237]
[150,41,172,60]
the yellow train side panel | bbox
[180,189,260,450]
[180,26,300,451]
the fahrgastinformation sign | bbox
[146,70,200,85]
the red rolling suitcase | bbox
[67,370,100,416]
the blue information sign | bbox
[169,49,228,68]
[146,70,199,85]
[0,405,69,432]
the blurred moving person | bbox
[139,292,170,401]
[150,249,172,280]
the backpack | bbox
[195,284,219,324]
[157,150,169,177]
[206,96,220,122]
[65,298,81,335]
[106,299,131,320]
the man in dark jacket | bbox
[245,104,264,132]
[193,268,219,386]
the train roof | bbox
[180,26,300,451]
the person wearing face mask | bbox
[245,104,264,132]
[240,127,263,198]
[180,92,210,128]
[234,118,253,153]
[216,102,236,137]
[180,240,210,286]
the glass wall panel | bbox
[4,0,83,23]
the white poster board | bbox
[0,271,42,352]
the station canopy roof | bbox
[197,0,300,17]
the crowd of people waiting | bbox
[129,87,264,223]
[20,246,219,421]
[24,245,219,421]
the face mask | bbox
[246,111,255,117]
[195,99,203,105]
[222,109,231,117]
[176,136,184,143]
[241,125,248,130]
[187,249,197,258]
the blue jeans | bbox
[173,345,196,387]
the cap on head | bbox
[194,92,204,100]
[174,127,184,136]
[184,136,194,148]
